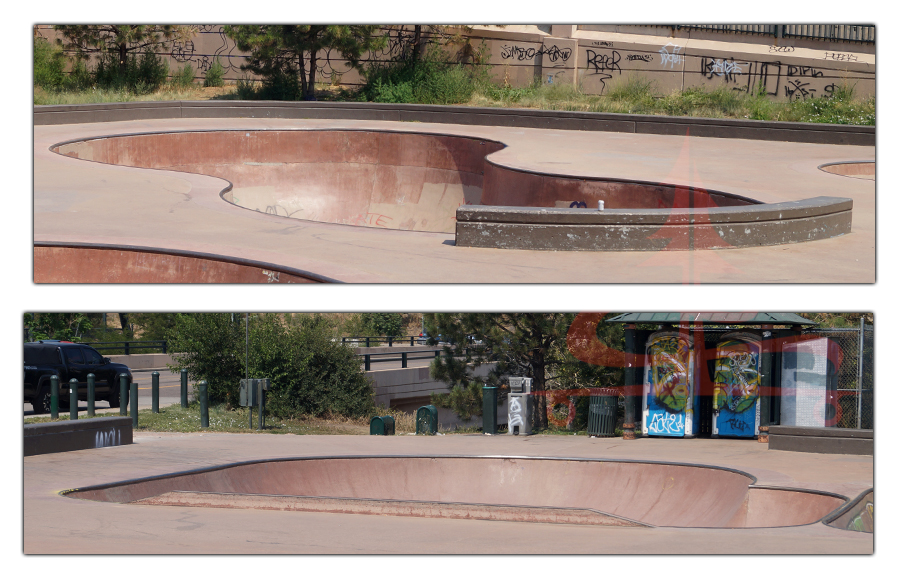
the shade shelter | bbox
[605,313,818,441]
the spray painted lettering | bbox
[787,65,823,77]
[658,43,684,69]
[627,54,653,62]
[95,428,121,448]
[648,412,684,434]
[784,80,816,101]
[768,45,796,53]
[701,57,746,83]
[500,44,572,64]
[824,52,858,62]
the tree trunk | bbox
[118,43,128,76]
[305,52,317,100]
[531,348,549,429]
[298,53,308,99]
[412,25,423,61]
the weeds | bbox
[203,59,225,87]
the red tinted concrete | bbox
[24,432,873,554]
[34,118,875,283]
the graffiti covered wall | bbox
[35,25,875,102]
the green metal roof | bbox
[604,312,817,326]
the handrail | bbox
[85,340,168,356]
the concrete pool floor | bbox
[23,432,873,554]
[33,117,875,283]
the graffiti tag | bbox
[768,45,796,53]
[648,412,684,434]
[95,428,121,448]
[500,44,572,64]
[824,52,858,62]
[586,50,622,74]
[701,57,746,82]
[658,43,684,69]
[627,54,653,62]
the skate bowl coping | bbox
[62,455,851,529]
[50,128,853,252]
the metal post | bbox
[180,369,188,407]
[402,352,408,368]
[151,371,159,413]
[87,373,95,416]
[69,378,78,420]
[119,373,128,416]
[388,336,393,347]
[257,378,263,431]
[623,324,636,440]
[365,354,371,371]
[50,375,59,420]
[130,382,138,429]
[758,327,774,443]
[124,341,130,356]
[199,381,209,428]
[857,316,864,429]
[366,337,370,348]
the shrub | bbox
[33,37,67,90]
[203,59,225,87]
[94,50,168,93]
[361,49,485,105]
[171,63,194,88]
[168,313,375,418]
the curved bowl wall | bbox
[64,456,846,529]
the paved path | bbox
[23,432,873,554]
[34,118,874,283]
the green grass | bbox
[24,403,422,435]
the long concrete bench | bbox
[24,417,133,457]
[768,425,872,456]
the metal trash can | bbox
[507,393,533,436]
[416,405,438,435]
[588,394,617,437]
[370,415,395,436]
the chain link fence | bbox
[806,324,873,429]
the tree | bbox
[225,25,386,100]
[24,313,94,342]
[425,313,618,429]
[54,25,193,76]
[167,313,374,418]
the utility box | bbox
[370,415,395,436]
[239,378,271,407]
[508,393,533,435]
[416,405,438,435]
[509,377,533,394]
[588,394,617,437]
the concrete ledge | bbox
[34,101,875,146]
[456,198,852,251]
[768,426,873,456]
[24,417,133,457]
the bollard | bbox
[401,352,408,368]
[199,380,209,428]
[50,375,59,420]
[257,378,263,431]
[130,382,138,429]
[180,369,188,408]
[151,371,159,413]
[364,354,371,371]
[69,378,78,420]
[119,373,128,416]
[87,373,95,416]
[482,386,498,434]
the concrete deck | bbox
[23,432,873,554]
[33,116,874,283]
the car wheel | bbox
[107,379,120,408]
[32,385,51,414]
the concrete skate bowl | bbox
[819,161,875,180]
[50,129,853,251]
[824,488,873,533]
[62,456,850,529]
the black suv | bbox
[24,341,133,414]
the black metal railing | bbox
[359,349,443,371]
[86,340,168,355]
[630,24,875,44]
[342,336,429,347]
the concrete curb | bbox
[33,100,874,146]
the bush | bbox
[33,37,67,90]
[168,313,374,418]
[204,59,225,87]
[361,49,485,105]
[93,50,169,94]
[431,381,483,421]
[171,63,194,88]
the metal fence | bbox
[806,324,874,430]
[633,24,875,44]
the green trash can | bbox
[416,405,438,435]
[370,415,395,436]
[588,394,617,437]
